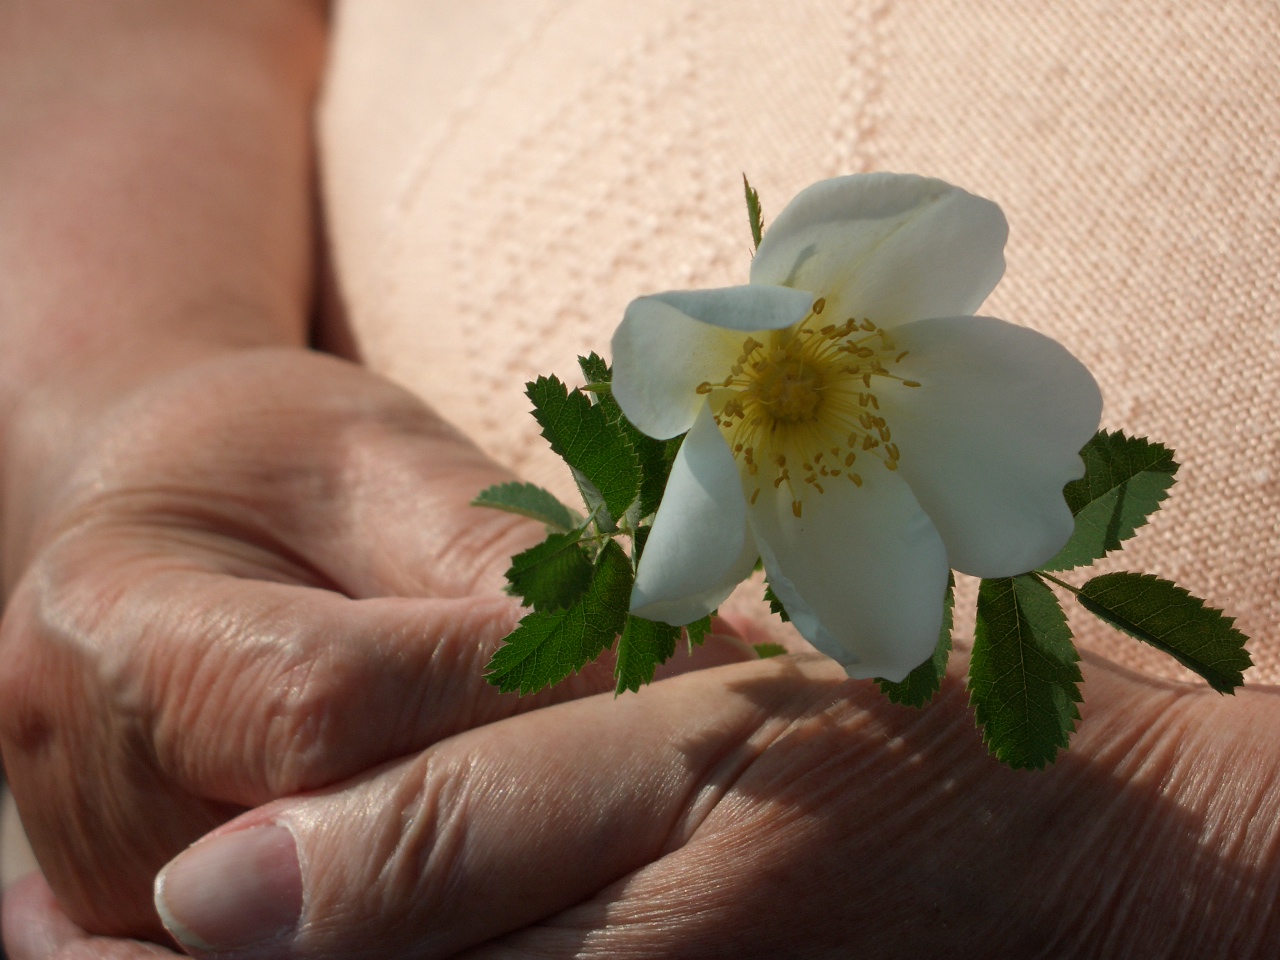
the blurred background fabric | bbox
[317,0,1279,681]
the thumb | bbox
[152,655,842,959]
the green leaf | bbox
[528,375,640,521]
[743,174,764,251]
[969,575,1082,769]
[577,354,682,519]
[1041,430,1178,571]
[471,481,580,533]
[486,540,633,695]
[578,351,611,387]
[753,642,788,659]
[763,580,791,623]
[875,574,955,707]
[1076,572,1251,693]
[685,615,713,648]
[615,615,682,694]
[504,529,594,612]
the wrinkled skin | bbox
[0,347,749,945]
[3,356,1279,959]
[8,638,1280,957]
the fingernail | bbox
[155,823,302,956]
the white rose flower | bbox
[611,173,1102,682]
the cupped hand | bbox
[0,347,750,942]
[12,645,1280,959]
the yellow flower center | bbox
[695,297,920,518]
[752,356,825,423]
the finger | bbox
[154,649,1225,960]
[3,873,179,960]
[19,520,758,807]
[460,652,1265,960]
[280,384,545,599]
[152,655,848,960]
[0,569,541,937]
[87,349,554,600]
[3,538,754,936]
[146,585,611,802]
[40,345,758,800]
[6,566,570,808]
[65,566,753,804]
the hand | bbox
[0,346,751,942]
[11,644,1280,959]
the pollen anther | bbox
[703,304,918,517]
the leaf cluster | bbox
[473,356,706,696]
[856,430,1250,769]
[953,430,1252,768]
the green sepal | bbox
[1041,430,1178,571]
[614,615,681,694]
[685,615,713,648]
[577,354,683,519]
[753,642,788,659]
[471,481,580,533]
[875,574,955,707]
[504,529,594,613]
[527,375,640,521]
[1076,572,1251,693]
[570,467,617,534]
[969,575,1082,769]
[486,540,633,695]
[743,174,764,251]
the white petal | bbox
[752,554,840,658]
[750,173,1007,328]
[630,405,758,624]
[886,316,1103,578]
[643,286,816,333]
[748,469,950,682]
[612,285,814,439]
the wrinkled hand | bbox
[10,645,1280,959]
[0,347,749,942]
[5,351,1278,960]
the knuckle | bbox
[255,618,389,794]
[373,752,477,911]
[0,545,124,754]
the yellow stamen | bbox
[701,306,917,515]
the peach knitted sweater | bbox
[319,0,1280,681]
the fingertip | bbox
[154,824,301,958]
